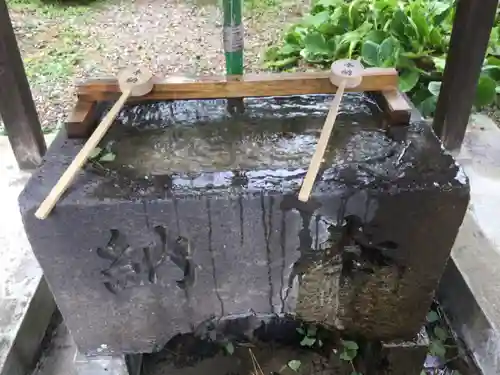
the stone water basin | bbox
[19,94,469,356]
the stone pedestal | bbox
[19,95,469,356]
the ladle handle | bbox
[35,89,132,220]
[298,80,346,202]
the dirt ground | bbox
[6,0,308,132]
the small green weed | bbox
[296,324,323,348]
[337,340,362,375]
[287,359,302,372]
[89,146,116,163]
[23,25,85,85]
[296,324,362,374]
[224,341,235,355]
[423,307,463,375]
[8,0,101,86]
[426,309,450,359]
[245,0,279,14]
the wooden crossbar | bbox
[76,68,399,102]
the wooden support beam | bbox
[66,88,409,138]
[433,0,499,152]
[0,0,46,169]
[370,89,412,125]
[65,99,100,138]
[77,68,399,102]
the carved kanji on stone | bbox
[96,226,194,294]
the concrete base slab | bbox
[438,113,500,375]
[74,353,142,375]
[439,228,500,374]
[439,214,500,374]
[0,135,56,375]
[455,114,500,251]
[32,313,141,375]
[32,313,77,375]
[1,279,55,375]
[74,354,131,375]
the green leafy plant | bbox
[429,326,447,358]
[426,308,449,360]
[296,324,323,348]
[89,147,115,163]
[224,341,235,355]
[265,0,500,116]
[423,307,465,375]
[426,310,440,324]
[338,340,363,375]
[413,54,500,116]
[287,359,302,372]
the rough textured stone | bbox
[142,314,428,375]
[19,94,469,355]
[379,329,429,375]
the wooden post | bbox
[433,0,499,152]
[0,0,46,169]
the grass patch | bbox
[245,0,279,14]
[243,0,305,30]
[7,0,102,86]
[23,25,85,85]
[189,0,282,20]
[1,0,97,135]
[7,0,101,17]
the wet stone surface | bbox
[19,94,470,355]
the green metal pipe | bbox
[222,0,244,75]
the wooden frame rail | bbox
[67,69,410,138]
[76,68,398,102]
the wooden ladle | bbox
[298,59,364,202]
[35,67,155,220]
